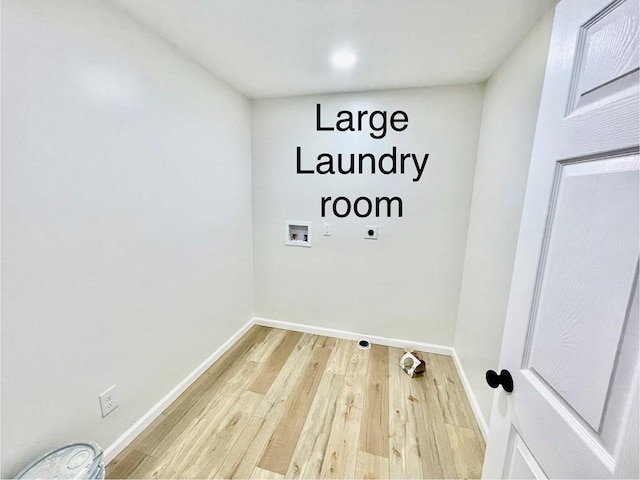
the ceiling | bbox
[111,0,556,99]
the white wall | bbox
[1,1,253,476]
[252,87,483,346]
[454,9,554,425]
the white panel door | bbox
[483,0,639,478]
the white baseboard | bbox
[253,317,455,356]
[104,316,488,464]
[103,318,255,464]
[451,350,489,439]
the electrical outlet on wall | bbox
[365,226,378,240]
[99,385,118,418]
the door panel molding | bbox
[483,0,639,477]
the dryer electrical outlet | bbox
[99,385,119,417]
[365,226,378,240]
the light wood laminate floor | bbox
[107,326,485,479]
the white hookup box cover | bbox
[15,441,104,479]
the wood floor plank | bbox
[338,341,371,410]
[132,370,248,460]
[285,372,344,479]
[155,358,261,459]
[359,344,389,458]
[253,334,319,421]
[182,391,264,478]
[106,449,151,479]
[388,347,423,480]
[258,340,334,475]
[249,327,288,363]
[423,353,486,460]
[128,412,171,456]
[251,467,284,479]
[214,416,278,479]
[141,361,263,478]
[437,354,487,450]
[355,451,389,480]
[426,353,475,430]
[411,367,458,479]
[249,330,303,394]
[445,424,485,479]
[312,335,336,349]
[319,403,363,479]
[325,338,352,375]
[117,451,163,479]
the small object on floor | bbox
[399,350,425,377]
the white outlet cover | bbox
[99,384,118,418]
[365,226,378,240]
